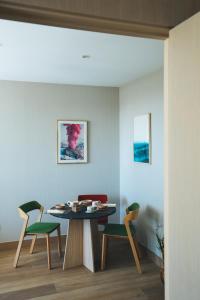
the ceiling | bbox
[0,19,163,87]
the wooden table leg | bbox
[63,220,83,270]
[83,219,100,272]
[83,220,94,272]
[63,219,100,272]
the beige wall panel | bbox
[165,12,200,300]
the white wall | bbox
[119,70,163,256]
[165,12,200,300]
[0,81,119,242]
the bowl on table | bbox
[97,204,107,210]
[54,203,66,210]
[79,199,93,207]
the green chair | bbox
[101,202,142,274]
[14,201,61,270]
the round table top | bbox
[50,205,116,220]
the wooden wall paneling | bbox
[0,0,199,39]
[0,0,170,39]
[170,0,199,26]
[1,0,196,27]
[0,0,171,26]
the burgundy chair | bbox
[78,194,108,225]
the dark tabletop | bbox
[50,205,116,220]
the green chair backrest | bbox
[19,201,42,213]
[127,202,140,212]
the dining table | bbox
[50,205,116,272]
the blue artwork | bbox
[133,114,151,163]
[134,142,149,163]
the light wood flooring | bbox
[0,238,164,300]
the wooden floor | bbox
[0,239,164,300]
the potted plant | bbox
[156,226,164,284]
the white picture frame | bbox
[133,113,151,164]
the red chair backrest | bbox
[78,194,108,225]
[78,194,108,204]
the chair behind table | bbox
[78,194,108,225]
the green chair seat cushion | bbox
[26,222,60,234]
[103,223,136,237]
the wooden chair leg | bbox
[46,234,51,270]
[128,235,142,274]
[13,235,24,268]
[30,235,37,254]
[57,225,62,257]
[101,234,108,271]
[133,238,141,259]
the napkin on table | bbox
[103,203,116,207]
[47,209,66,214]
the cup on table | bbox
[87,205,97,213]
[55,203,66,210]
[92,201,101,207]
[67,200,79,208]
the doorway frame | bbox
[0,2,169,298]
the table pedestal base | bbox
[63,219,100,272]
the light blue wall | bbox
[0,72,163,250]
[0,81,119,242]
[119,69,163,256]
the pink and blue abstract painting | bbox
[57,121,87,163]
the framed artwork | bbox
[133,113,151,163]
[57,120,87,163]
